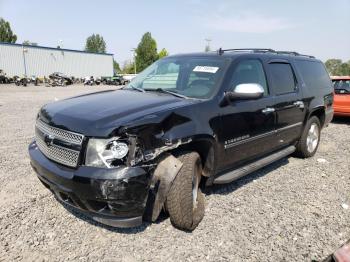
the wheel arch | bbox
[173,135,217,179]
[307,106,326,128]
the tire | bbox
[295,116,321,158]
[166,151,205,231]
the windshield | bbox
[125,57,228,99]
[333,79,350,89]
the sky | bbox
[0,0,349,65]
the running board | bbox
[213,146,296,184]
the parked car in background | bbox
[0,69,9,84]
[101,74,128,85]
[29,48,333,231]
[331,76,350,116]
[48,72,73,86]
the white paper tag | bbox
[193,66,219,73]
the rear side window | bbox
[268,63,296,95]
[295,60,331,89]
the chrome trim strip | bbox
[224,122,303,149]
[224,131,275,149]
[277,122,303,132]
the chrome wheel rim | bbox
[306,123,319,153]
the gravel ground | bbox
[0,84,349,261]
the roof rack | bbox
[275,51,315,58]
[217,48,275,55]
[217,48,315,58]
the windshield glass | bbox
[125,57,228,99]
[333,79,350,89]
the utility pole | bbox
[22,45,28,76]
[205,38,212,52]
[131,48,137,74]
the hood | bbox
[39,89,195,137]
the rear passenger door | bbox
[266,60,306,146]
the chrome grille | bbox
[36,119,84,145]
[35,120,84,167]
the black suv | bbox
[29,48,334,231]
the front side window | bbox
[230,59,268,96]
[126,57,228,99]
[268,63,296,95]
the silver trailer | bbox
[0,42,113,78]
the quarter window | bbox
[268,63,296,95]
[295,60,331,90]
[231,60,269,96]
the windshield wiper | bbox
[145,88,189,99]
[125,84,145,93]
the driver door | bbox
[219,58,278,168]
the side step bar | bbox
[213,146,296,184]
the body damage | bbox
[100,102,220,218]
[36,90,220,222]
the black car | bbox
[48,72,73,86]
[29,48,334,231]
[0,69,8,84]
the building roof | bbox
[0,41,113,56]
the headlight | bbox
[85,138,129,168]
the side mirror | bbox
[226,83,264,101]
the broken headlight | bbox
[85,138,129,168]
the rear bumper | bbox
[334,106,350,116]
[28,141,151,228]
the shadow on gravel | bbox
[332,116,350,125]
[58,199,150,234]
[206,157,290,196]
[54,157,291,233]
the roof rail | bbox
[217,48,275,55]
[217,48,315,58]
[276,51,315,58]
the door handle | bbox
[262,107,275,114]
[293,101,304,109]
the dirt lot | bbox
[0,84,349,261]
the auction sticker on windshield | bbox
[193,66,219,73]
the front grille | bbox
[36,119,84,145]
[35,120,84,167]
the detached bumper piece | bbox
[29,141,151,228]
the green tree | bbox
[158,48,169,59]
[339,62,350,76]
[136,32,158,72]
[23,40,38,46]
[0,18,17,43]
[113,59,121,74]
[122,60,136,74]
[205,45,211,52]
[325,59,342,75]
[84,34,106,53]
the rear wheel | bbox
[295,116,321,158]
[166,152,205,231]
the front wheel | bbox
[295,116,321,158]
[166,152,205,231]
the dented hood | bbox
[39,89,195,137]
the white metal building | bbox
[0,42,114,77]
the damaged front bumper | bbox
[28,141,151,228]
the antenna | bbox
[204,38,212,52]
